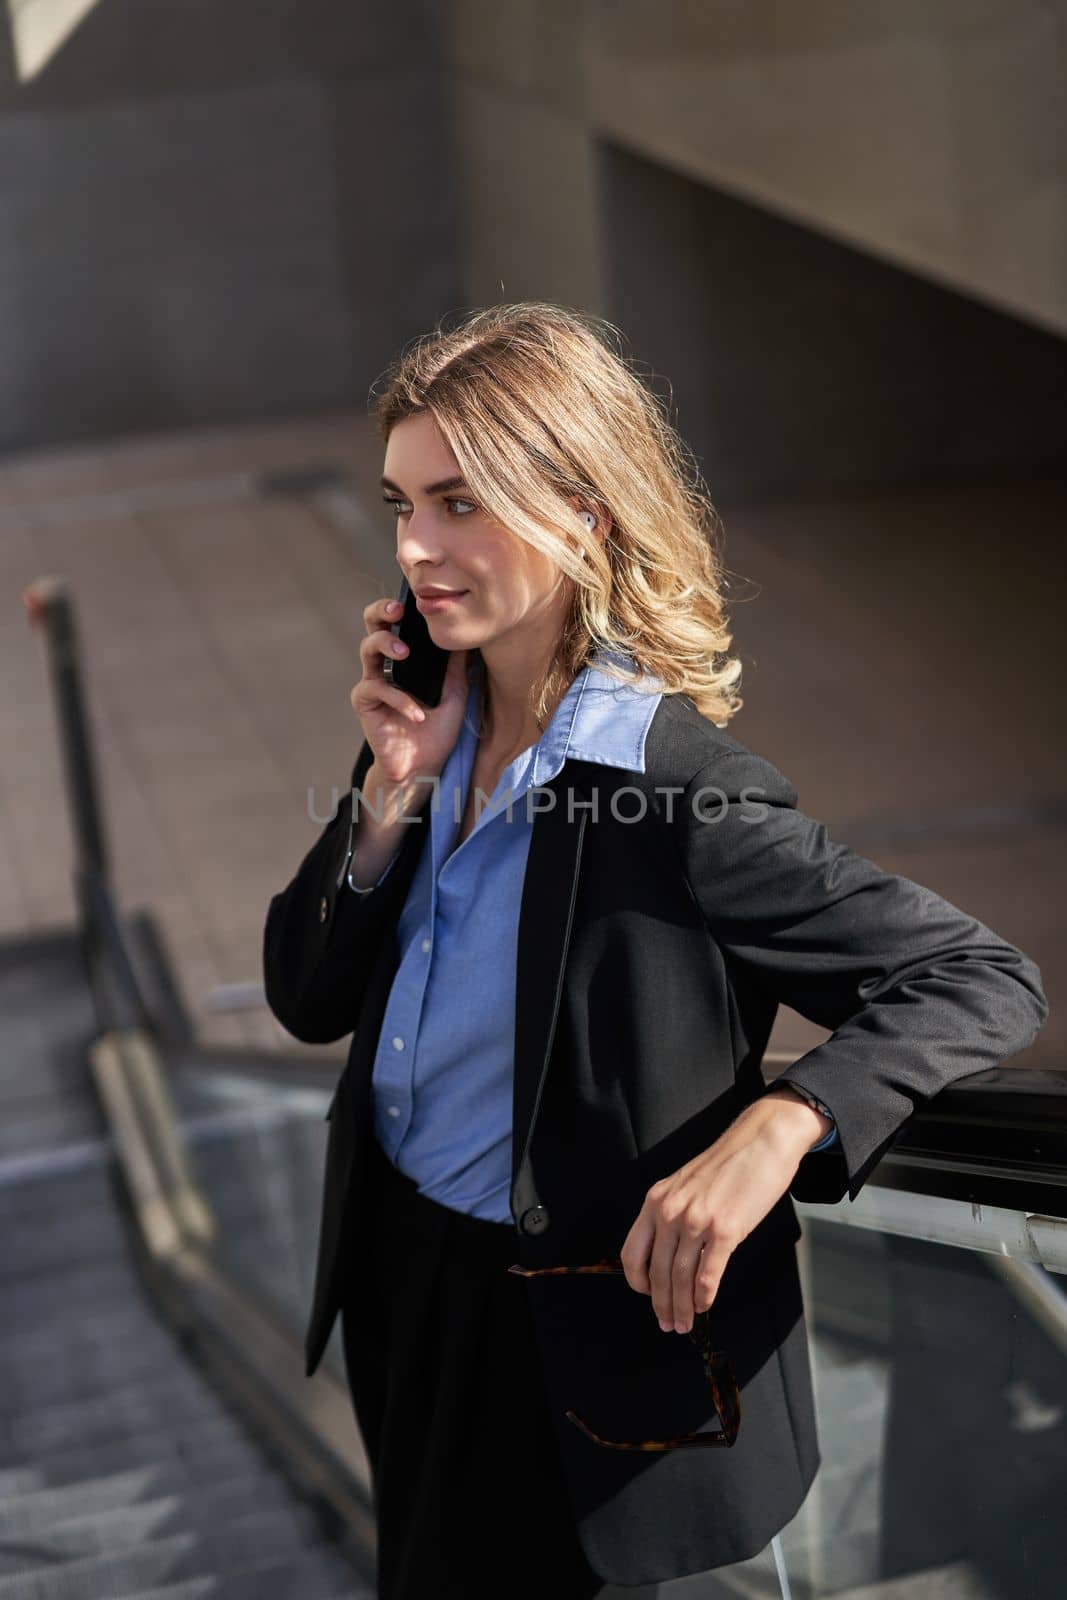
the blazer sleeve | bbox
[262,738,419,1045]
[670,746,1049,1203]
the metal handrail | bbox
[763,1051,1067,1218]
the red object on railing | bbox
[22,575,64,627]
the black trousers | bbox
[339,1133,609,1600]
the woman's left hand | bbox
[619,1089,831,1335]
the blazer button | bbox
[319,895,329,923]
[521,1205,550,1235]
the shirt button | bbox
[421,938,431,953]
[318,896,329,923]
[386,1105,400,1117]
[392,1036,404,1051]
[521,1205,551,1235]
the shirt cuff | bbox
[807,1123,840,1152]
[767,1080,839,1152]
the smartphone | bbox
[382,577,451,708]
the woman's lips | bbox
[415,590,468,613]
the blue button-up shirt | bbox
[361,649,837,1222]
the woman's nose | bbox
[396,514,444,565]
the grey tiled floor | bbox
[1,414,1061,1069]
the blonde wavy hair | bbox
[373,300,743,734]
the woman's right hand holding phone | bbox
[345,598,471,886]
[352,597,471,784]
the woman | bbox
[263,301,1047,1599]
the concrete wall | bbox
[447,0,1066,338]
[445,0,1066,500]
[599,140,1067,502]
[0,0,459,454]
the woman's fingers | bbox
[359,606,407,681]
[621,1169,741,1334]
[647,1229,726,1333]
[621,1196,699,1332]
[648,1229,683,1333]
[355,596,417,711]
[361,627,409,679]
[353,675,425,725]
[363,595,402,629]
[620,1213,655,1299]
[689,1234,732,1318]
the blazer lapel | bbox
[510,768,590,1227]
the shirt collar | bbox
[464,646,662,791]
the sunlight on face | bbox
[381,412,568,655]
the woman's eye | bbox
[382,497,475,518]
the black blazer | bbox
[263,690,1047,1586]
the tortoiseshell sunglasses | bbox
[507,1255,741,1450]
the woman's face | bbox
[381,411,569,657]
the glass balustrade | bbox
[165,1067,350,1373]
[158,1068,1067,1599]
[767,1219,1067,1600]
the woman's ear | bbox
[571,500,609,550]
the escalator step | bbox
[0,1303,177,1366]
[0,1470,44,1502]
[0,1111,106,1160]
[0,1465,294,1539]
[0,1311,183,1363]
[0,1532,200,1600]
[0,1416,284,1490]
[0,1530,365,1599]
[2,1357,216,1415]
[3,1264,155,1336]
[2,1373,233,1456]
[87,1551,376,1600]
[0,1497,325,1576]
[1,1210,145,1283]
[0,1165,114,1222]
[0,1342,195,1417]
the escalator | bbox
[0,926,373,1600]
[10,575,1067,1599]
